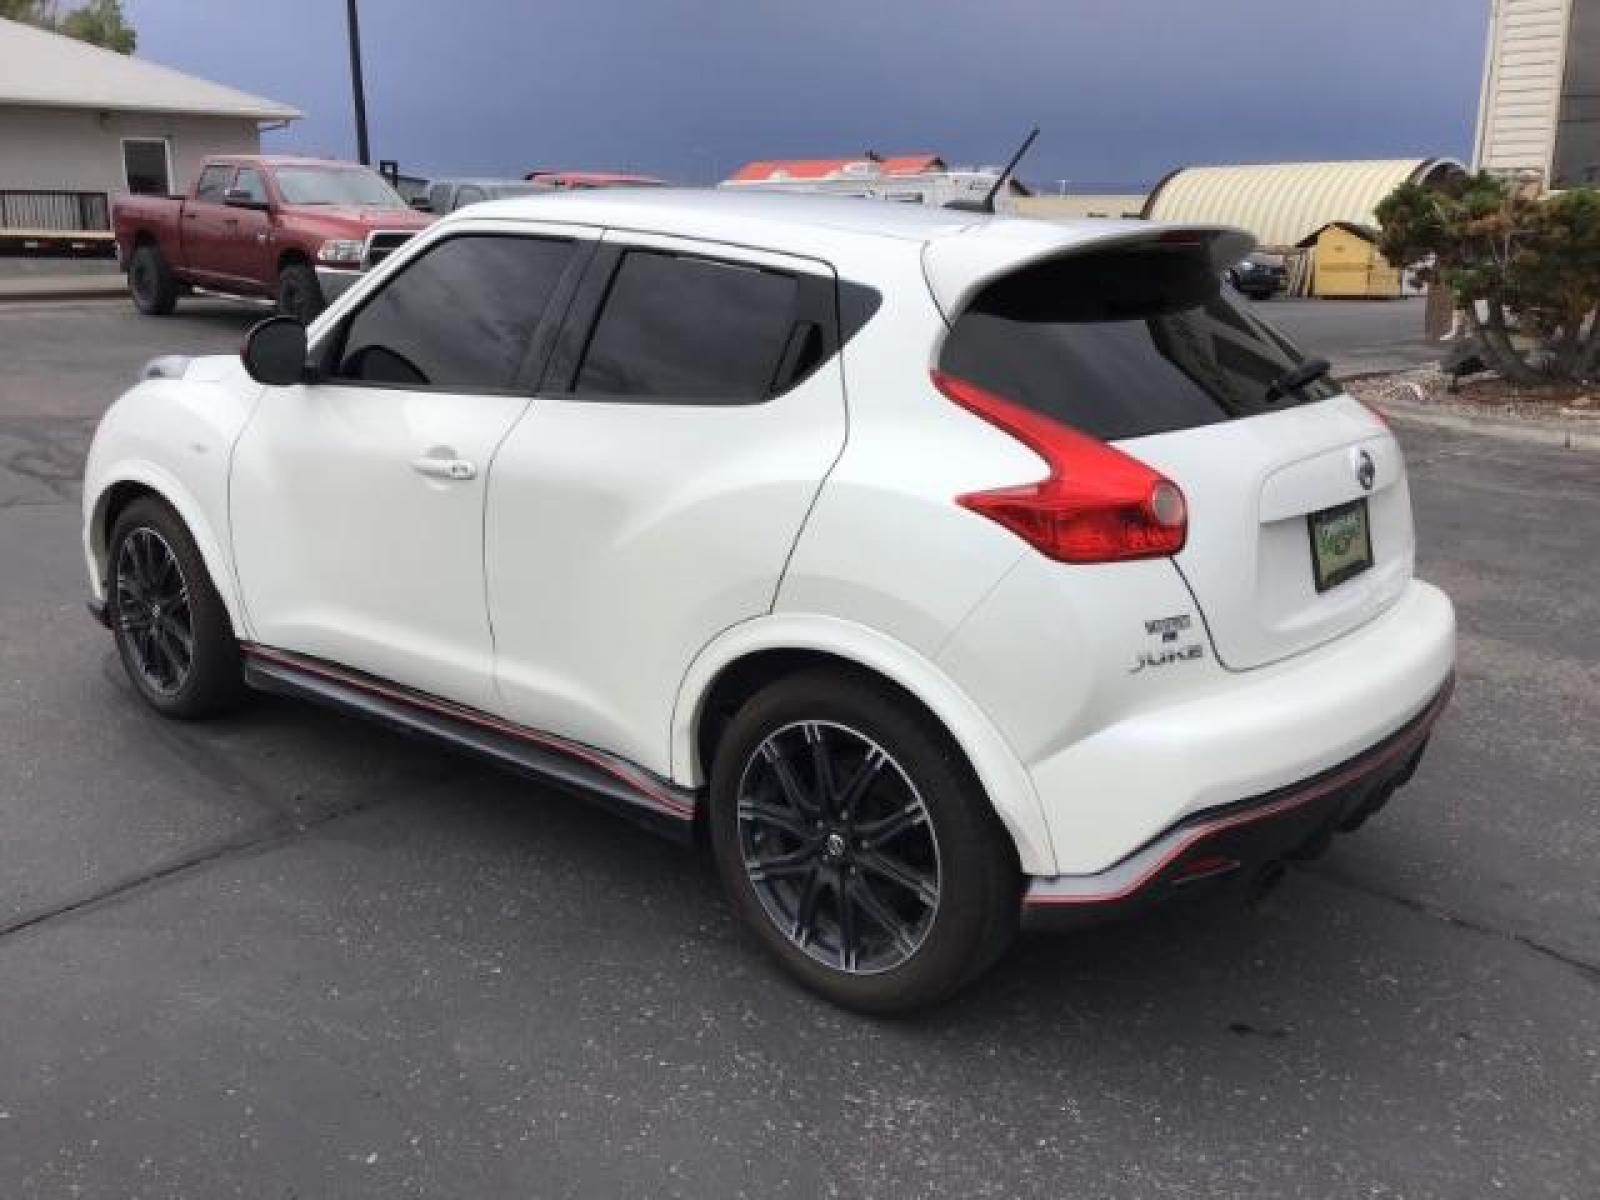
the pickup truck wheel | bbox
[276,263,324,323]
[128,244,178,316]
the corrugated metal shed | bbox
[1141,159,1463,249]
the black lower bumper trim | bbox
[1021,675,1454,930]
[87,597,110,629]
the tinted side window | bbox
[938,249,1337,441]
[334,235,573,391]
[574,251,800,403]
[195,165,232,203]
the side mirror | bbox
[409,195,433,212]
[224,188,268,210]
[241,316,309,386]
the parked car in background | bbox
[522,169,666,189]
[1228,251,1289,299]
[112,155,434,322]
[421,177,548,215]
[82,192,1453,1013]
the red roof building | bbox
[727,154,947,184]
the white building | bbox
[0,16,300,238]
[1475,0,1600,186]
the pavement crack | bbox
[0,794,391,944]
[1309,864,1600,984]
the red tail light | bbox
[931,370,1188,563]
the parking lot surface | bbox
[0,297,1596,1198]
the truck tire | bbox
[128,244,178,316]
[276,263,324,324]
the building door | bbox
[121,139,172,196]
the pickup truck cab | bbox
[113,155,433,321]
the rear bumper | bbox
[1022,673,1452,928]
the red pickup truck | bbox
[112,155,433,321]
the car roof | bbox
[445,188,1251,315]
[461,187,984,243]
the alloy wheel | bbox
[736,720,942,975]
[113,527,194,696]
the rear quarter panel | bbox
[112,195,187,267]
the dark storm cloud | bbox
[125,0,1489,187]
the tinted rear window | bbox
[574,251,800,403]
[938,248,1338,441]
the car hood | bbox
[280,205,434,236]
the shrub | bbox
[1376,173,1600,382]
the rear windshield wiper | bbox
[1265,356,1331,403]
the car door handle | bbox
[411,456,476,481]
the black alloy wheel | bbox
[709,669,1019,1013]
[737,720,942,975]
[106,497,246,719]
[113,526,193,697]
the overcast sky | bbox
[124,0,1491,188]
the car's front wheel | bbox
[107,496,246,719]
[708,669,1019,1013]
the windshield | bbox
[273,167,404,207]
[939,246,1339,441]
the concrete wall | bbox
[0,105,261,198]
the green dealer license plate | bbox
[1307,498,1373,593]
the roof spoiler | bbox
[922,222,1256,323]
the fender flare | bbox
[84,462,247,635]
[671,614,1058,875]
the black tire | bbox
[276,262,324,324]
[107,496,246,720]
[128,243,178,315]
[708,668,1019,1014]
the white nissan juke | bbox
[83,190,1455,1012]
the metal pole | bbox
[345,0,371,165]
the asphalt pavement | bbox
[1268,296,1441,377]
[0,296,1594,1198]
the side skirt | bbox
[240,644,699,842]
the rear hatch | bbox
[931,226,1412,670]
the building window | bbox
[1554,0,1600,187]
[122,139,171,196]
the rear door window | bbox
[573,250,801,403]
[938,247,1338,441]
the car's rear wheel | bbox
[128,244,178,315]
[708,669,1019,1013]
[108,497,246,719]
[276,262,324,324]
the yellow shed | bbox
[1296,222,1403,298]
